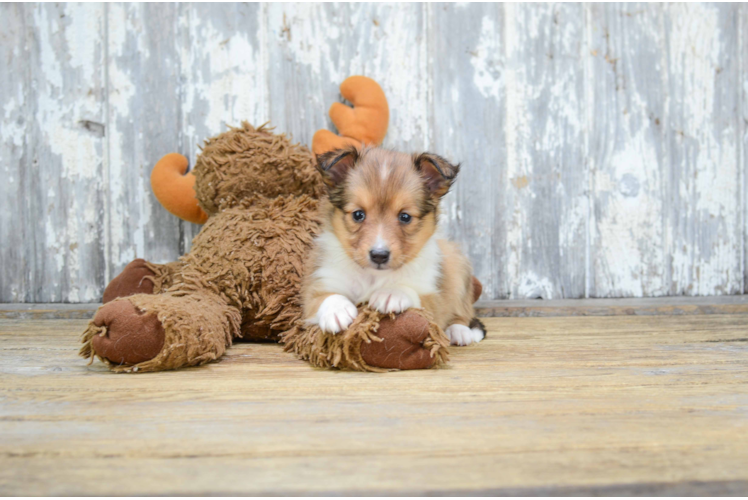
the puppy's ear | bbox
[316,147,359,188]
[413,153,460,197]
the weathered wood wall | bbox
[1,3,745,302]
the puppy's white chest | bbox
[346,272,376,302]
[313,230,443,306]
[336,252,441,305]
[346,270,409,304]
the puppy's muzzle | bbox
[369,249,390,265]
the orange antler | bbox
[150,153,209,224]
[312,76,389,156]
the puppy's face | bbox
[316,146,459,271]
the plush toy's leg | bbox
[81,290,240,373]
[359,277,481,369]
[282,308,449,372]
[359,310,447,370]
[102,259,182,303]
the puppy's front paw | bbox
[316,294,358,334]
[445,324,485,346]
[369,288,417,314]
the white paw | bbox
[445,324,485,346]
[369,288,418,314]
[316,295,358,334]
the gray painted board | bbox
[18,4,107,302]
[0,2,745,302]
[431,3,505,300]
[665,4,742,296]
[588,3,670,297]
[744,5,748,296]
[106,3,183,280]
[1,4,29,302]
[500,3,587,299]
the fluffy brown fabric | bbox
[101,259,155,303]
[145,261,184,294]
[193,123,325,216]
[282,308,449,372]
[81,292,236,373]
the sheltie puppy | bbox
[301,146,485,346]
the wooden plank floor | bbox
[1,311,748,495]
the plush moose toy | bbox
[80,76,482,373]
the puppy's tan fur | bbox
[302,146,484,345]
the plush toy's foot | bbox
[282,307,449,372]
[87,299,165,366]
[102,259,156,303]
[81,291,240,373]
[359,310,438,370]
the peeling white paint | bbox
[2,97,25,147]
[471,16,503,102]
[269,5,338,81]
[595,125,666,296]
[372,9,430,148]
[517,271,555,300]
[107,4,138,268]
[667,3,740,295]
[27,4,105,301]
[502,3,586,299]
[181,6,266,155]
[266,4,430,150]
[588,4,668,298]
[64,3,99,79]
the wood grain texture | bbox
[0,303,99,320]
[1,3,747,302]
[475,295,748,317]
[1,314,747,495]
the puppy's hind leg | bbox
[445,318,486,347]
[470,317,487,340]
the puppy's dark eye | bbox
[352,210,366,222]
[399,212,412,224]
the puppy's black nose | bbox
[369,249,390,265]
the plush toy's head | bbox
[193,123,325,216]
